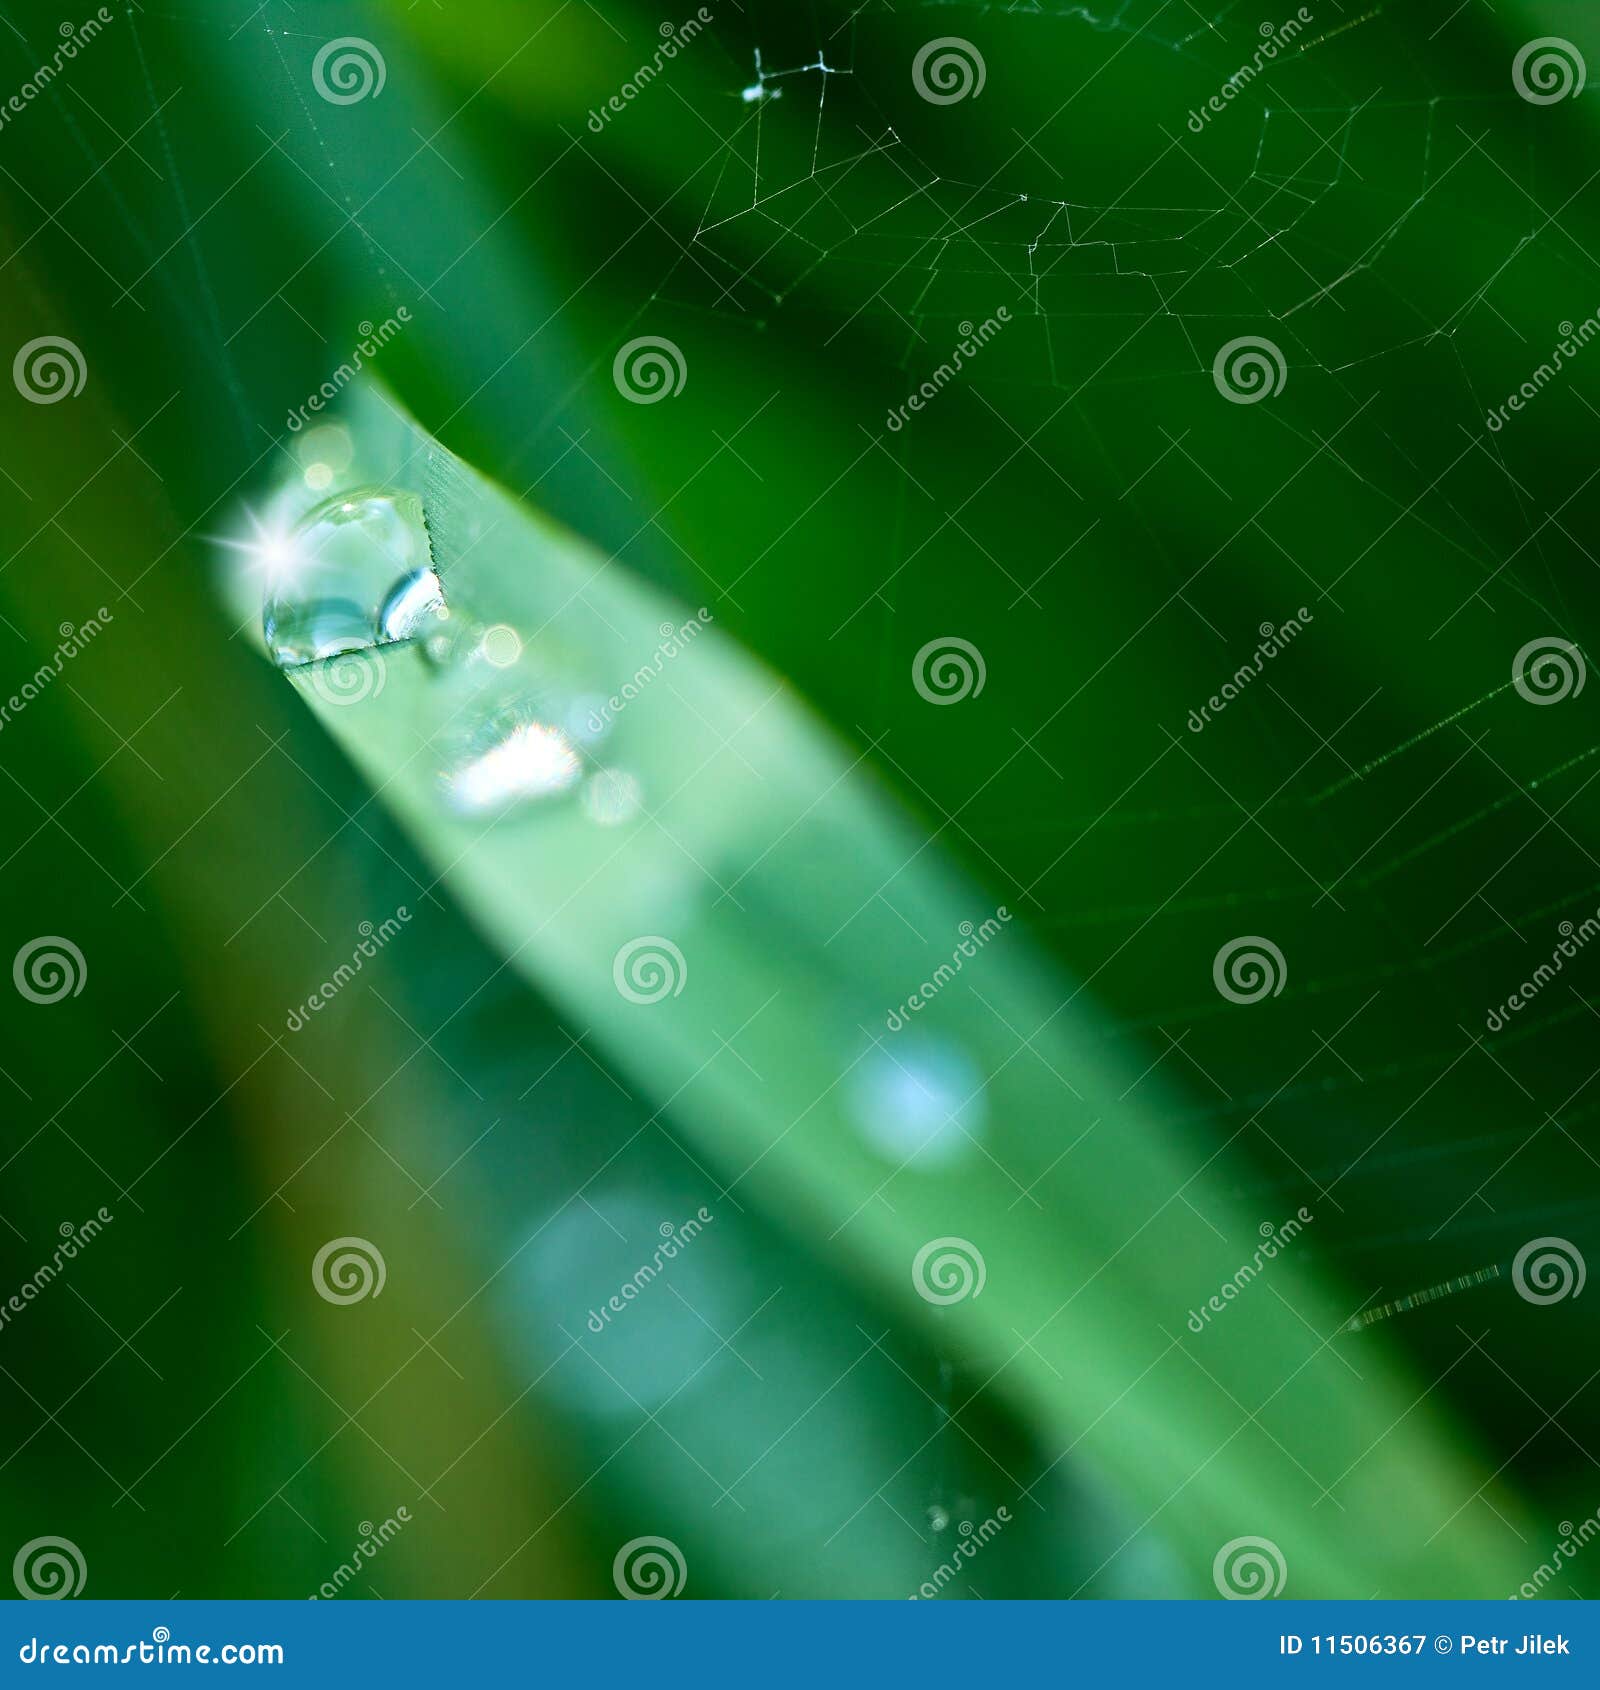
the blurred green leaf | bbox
[280,381,1532,1596]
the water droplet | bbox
[294,424,352,474]
[295,424,351,494]
[480,623,522,668]
[444,697,584,816]
[928,1505,951,1533]
[262,487,445,668]
[419,612,539,678]
[417,605,475,670]
[422,616,622,819]
[849,1036,987,1169]
[513,1193,743,1420]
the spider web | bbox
[31,0,1591,1583]
[671,2,1486,382]
[642,0,1600,1535]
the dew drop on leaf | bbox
[262,486,445,667]
[442,697,585,817]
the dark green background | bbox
[0,0,1596,1599]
